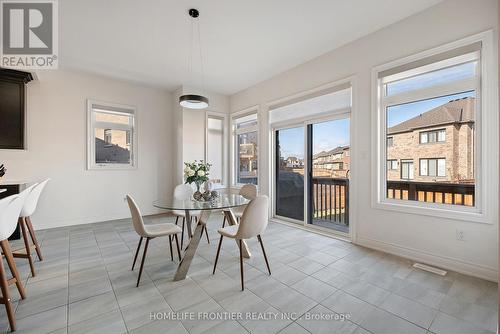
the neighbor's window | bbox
[387,159,398,170]
[400,160,414,180]
[87,100,136,169]
[387,136,394,147]
[233,113,258,185]
[420,129,446,144]
[420,158,446,177]
[380,44,480,207]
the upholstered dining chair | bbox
[222,184,257,228]
[213,195,271,291]
[171,184,208,246]
[0,191,30,331]
[14,179,49,277]
[126,195,182,287]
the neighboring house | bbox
[312,146,350,177]
[387,97,475,183]
[286,156,303,168]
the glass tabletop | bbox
[153,192,250,211]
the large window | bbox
[233,113,258,185]
[379,43,481,208]
[87,100,136,169]
[207,116,224,186]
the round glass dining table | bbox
[153,192,250,281]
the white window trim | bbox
[230,106,259,187]
[86,99,138,170]
[371,30,498,224]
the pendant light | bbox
[179,8,209,109]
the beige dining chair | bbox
[222,184,257,227]
[213,195,271,291]
[126,195,182,287]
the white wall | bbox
[230,0,498,280]
[0,70,173,230]
[172,86,230,185]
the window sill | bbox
[372,198,489,224]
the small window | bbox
[420,158,446,177]
[233,113,258,185]
[387,159,398,170]
[420,129,446,144]
[207,116,225,186]
[387,136,394,147]
[87,100,136,169]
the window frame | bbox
[231,107,259,187]
[371,31,497,223]
[86,99,137,170]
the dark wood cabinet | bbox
[0,69,33,149]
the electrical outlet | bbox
[456,229,466,241]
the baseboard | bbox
[34,208,164,231]
[356,236,498,282]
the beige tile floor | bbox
[0,214,497,334]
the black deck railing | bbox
[387,180,475,206]
[312,177,349,226]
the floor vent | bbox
[413,263,447,276]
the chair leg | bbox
[181,218,185,247]
[204,225,210,244]
[26,217,43,261]
[169,236,173,261]
[222,215,226,228]
[0,240,25,299]
[257,235,271,275]
[0,249,15,331]
[212,235,223,275]
[19,218,35,277]
[174,234,181,261]
[136,238,150,287]
[175,216,179,225]
[131,237,143,270]
[239,239,244,291]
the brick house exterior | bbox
[312,146,350,177]
[386,97,475,183]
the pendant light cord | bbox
[196,18,206,93]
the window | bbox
[87,100,136,169]
[378,41,482,209]
[233,113,258,185]
[420,129,445,144]
[103,129,112,145]
[420,158,446,177]
[387,137,393,147]
[207,116,224,186]
[401,160,414,180]
[387,159,398,170]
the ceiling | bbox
[59,0,442,95]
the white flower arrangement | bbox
[184,160,211,189]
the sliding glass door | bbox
[275,126,305,221]
[273,116,351,235]
[308,117,350,233]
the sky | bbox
[278,118,350,159]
